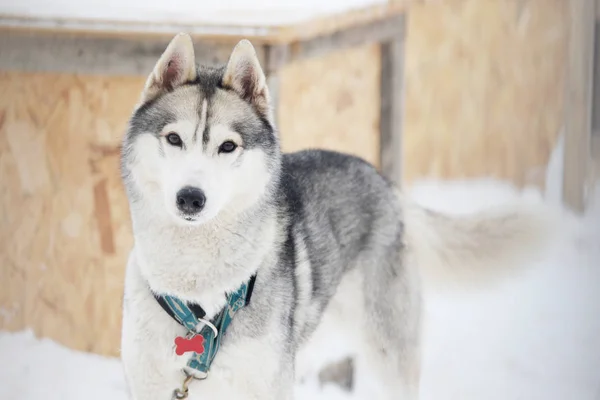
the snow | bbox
[1,176,599,399]
[0,0,386,28]
[414,180,600,400]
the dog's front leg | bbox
[121,313,184,400]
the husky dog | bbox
[120,33,556,400]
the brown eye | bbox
[219,141,237,154]
[166,133,182,147]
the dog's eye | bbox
[219,141,237,154]
[166,133,182,147]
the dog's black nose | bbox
[176,186,206,214]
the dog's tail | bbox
[396,190,560,289]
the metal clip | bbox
[172,372,194,399]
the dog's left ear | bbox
[222,40,272,122]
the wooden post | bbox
[263,44,290,129]
[591,2,600,191]
[563,0,596,212]
[379,16,406,186]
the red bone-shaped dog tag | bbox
[174,335,205,356]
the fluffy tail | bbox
[396,190,561,289]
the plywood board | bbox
[0,72,141,356]
[278,44,382,167]
[403,0,568,188]
[591,136,600,190]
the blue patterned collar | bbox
[153,274,257,379]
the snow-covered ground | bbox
[1,175,599,400]
[414,180,600,400]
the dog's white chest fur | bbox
[121,250,288,400]
[131,214,254,314]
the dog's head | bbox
[121,34,280,226]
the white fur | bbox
[121,252,291,400]
[122,35,288,399]
[127,91,270,228]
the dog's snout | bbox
[176,186,206,214]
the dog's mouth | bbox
[180,214,199,223]
[171,211,202,226]
[171,204,218,226]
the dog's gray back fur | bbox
[275,150,404,345]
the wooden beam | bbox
[0,15,271,42]
[594,21,600,134]
[0,30,264,75]
[563,0,596,213]
[590,135,600,191]
[379,16,406,186]
[592,135,600,160]
[0,12,405,76]
[287,14,404,63]
[264,43,290,128]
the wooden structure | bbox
[0,2,412,356]
[562,0,600,213]
[0,0,579,357]
[402,0,568,188]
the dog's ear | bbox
[222,40,272,121]
[140,33,197,104]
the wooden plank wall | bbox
[403,0,568,187]
[0,73,140,355]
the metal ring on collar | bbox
[196,317,219,338]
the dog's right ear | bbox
[140,33,197,104]
[222,40,272,122]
